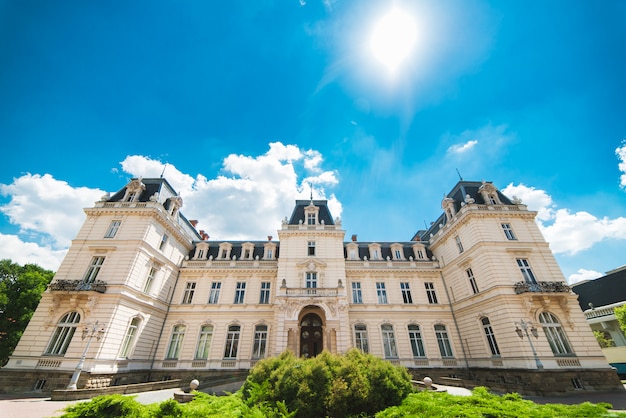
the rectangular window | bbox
[352,282,363,304]
[143,267,157,293]
[308,241,316,256]
[307,213,316,225]
[467,268,479,294]
[159,234,169,251]
[435,324,454,357]
[223,326,240,359]
[376,282,388,304]
[266,249,273,259]
[208,282,221,304]
[252,325,268,359]
[354,324,369,353]
[259,282,271,304]
[417,249,425,259]
[408,325,426,358]
[455,236,464,253]
[381,324,398,358]
[482,318,500,356]
[104,220,121,238]
[401,282,413,304]
[234,282,246,304]
[501,223,517,240]
[425,282,438,304]
[517,258,537,284]
[195,325,213,359]
[166,325,185,359]
[182,282,196,304]
[83,256,105,283]
[394,249,402,259]
[119,318,140,358]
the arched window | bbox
[252,325,268,359]
[539,312,573,355]
[119,317,141,358]
[354,324,369,353]
[224,325,241,359]
[195,325,214,360]
[481,317,500,356]
[45,311,81,356]
[434,324,454,358]
[408,324,426,358]
[166,325,186,359]
[381,324,398,358]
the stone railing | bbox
[49,279,107,293]
[514,281,570,294]
[283,287,339,297]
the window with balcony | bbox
[252,325,268,359]
[83,256,105,284]
[223,325,240,359]
[400,282,413,304]
[352,282,363,304]
[539,312,573,355]
[104,220,121,238]
[425,282,438,304]
[195,325,213,360]
[435,324,454,358]
[208,282,221,304]
[44,311,80,356]
[234,282,246,304]
[376,282,388,304]
[182,282,196,304]
[119,317,141,358]
[259,282,271,304]
[354,324,369,353]
[408,324,426,358]
[306,272,317,292]
[165,325,185,359]
[481,317,500,356]
[517,258,537,284]
[381,324,398,358]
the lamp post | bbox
[514,319,543,369]
[67,320,105,390]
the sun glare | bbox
[370,8,417,74]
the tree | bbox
[614,304,626,337]
[0,259,54,365]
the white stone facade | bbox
[2,178,621,394]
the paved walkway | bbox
[1,385,625,418]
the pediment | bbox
[296,258,327,269]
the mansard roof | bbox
[287,200,335,226]
[108,177,180,203]
[572,266,626,311]
[343,241,433,260]
[188,240,279,260]
[414,180,515,240]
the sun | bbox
[370,7,417,74]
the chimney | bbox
[199,230,209,240]
[268,236,273,241]
[189,219,199,227]
[351,234,357,242]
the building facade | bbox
[1,178,622,395]
[572,265,626,376]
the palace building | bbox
[0,177,622,395]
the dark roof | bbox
[287,200,335,226]
[343,242,433,260]
[571,266,626,310]
[108,178,179,203]
[189,241,279,260]
[417,180,515,239]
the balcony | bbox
[283,287,339,297]
[49,279,107,294]
[514,281,570,294]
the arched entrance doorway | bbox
[300,313,323,358]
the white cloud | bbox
[0,144,342,270]
[447,140,478,154]
[502,183,626,255]
[119,143,341,241]
[616,141,626,189]
[0,233,67,271]
[568,268,603,285]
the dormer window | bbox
[218,243,232,260]
[193,242,209,260]
[241,243,255,260]
[304,201,320,227]
[264,242,277,260]
[390,244,405,261]
[412,243,426,260]
[307,213,316,225]
[478,181,502,205]
[168,196,183,218]
[122,178,146,202]
[126,192,137,202]
[368,243,382,260]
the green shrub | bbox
[61,394,145,418]
[241,349,412,418]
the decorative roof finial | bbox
[309,182,313,201]
[456,168,463,181]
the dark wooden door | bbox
[300,313,323,358]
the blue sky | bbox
[1,0,625,283]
